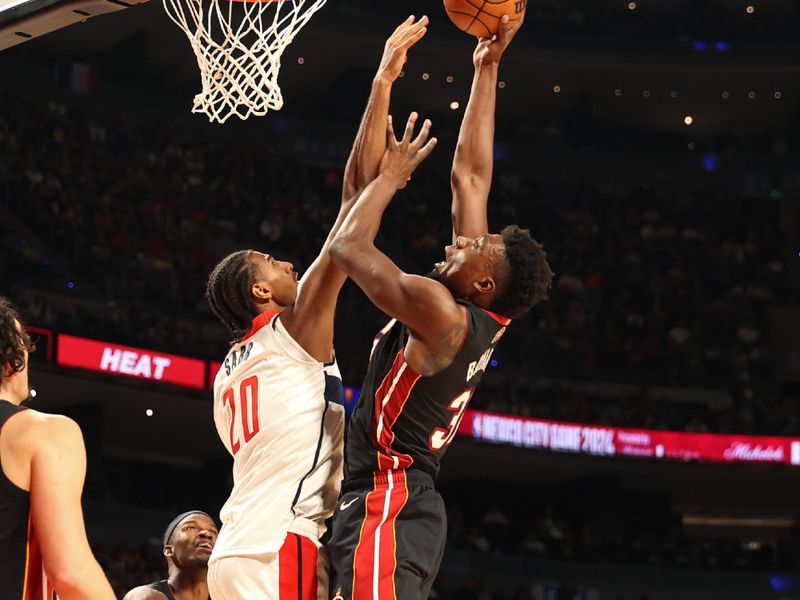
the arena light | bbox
[684,115,694,125]
[146,409,154,417]
[553,84,561,93]
[450,101,460,110]
[746,5,755,14]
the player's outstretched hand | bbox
[379,112,438,189]
[473,11,525,68]
[376,15,429,84]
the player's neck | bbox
[0,384,24,405]
[168,568,209,599]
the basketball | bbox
[444,0,527,37]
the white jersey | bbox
[210,311,345,561]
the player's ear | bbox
[163,544,174,559]
[473,276,495,294]
[251,282,273,302]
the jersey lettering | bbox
[224,341,254,376]
[222,375,261,454]
[466,346,496,382]
[429,389,474,451]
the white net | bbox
[163,0,327,123]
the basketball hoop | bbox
[163,0,327,123]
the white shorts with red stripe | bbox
[207,532,328,600]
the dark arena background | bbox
[3,0,800,598]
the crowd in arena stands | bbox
[333,0,798,44]
[89,477,797,599]
[441,485,796,574]
[1,92,798,435]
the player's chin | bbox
[426,267,442,281]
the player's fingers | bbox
[497,14,511,43]
[411,119,432,150]
[400,20,428,48]
[402,112,418,144]
[401,27,427,49]
[416,137,438,163]
[387,115,399,146]
[389,15,415,41]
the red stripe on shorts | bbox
[279,533,300,599]
[352,471,409,600]
[300,535,319,600]
[279,533,319,600]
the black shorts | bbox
[326,469,446,600]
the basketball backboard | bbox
[0,0,147,50]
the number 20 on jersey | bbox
[222,375,260,454]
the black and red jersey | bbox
[0,400,56,600]
[344,301,510,481]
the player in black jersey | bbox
[0,296,115,600]
[123,510,218,600]
[326,12,553,600]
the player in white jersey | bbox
[203,15,430,600]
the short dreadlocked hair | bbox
[0,297,35,381]
[489,225,554,319]
[206,250,259,342]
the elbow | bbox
[450,168,463,191]
[49,568,91,597]
[450,169,477,193]
[329,236,354,270]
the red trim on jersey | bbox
[480,308,512,326]
[278,533,319,600]
[372,351,420,471]
[241,311,281,342]
[352,471,409,600]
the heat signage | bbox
[57,334,206,389]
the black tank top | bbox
[148,580,177,600]
[0,400,55,600]
[345,301,511,480]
